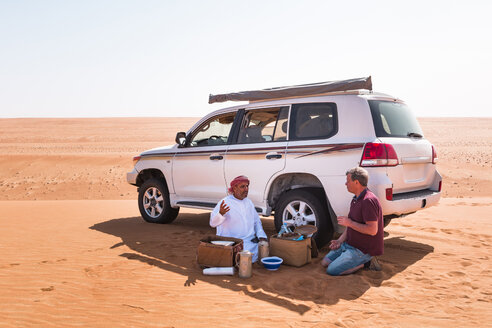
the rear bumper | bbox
[380,189,441,216]
[368,168,442,216]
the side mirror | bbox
[175,132,187,147]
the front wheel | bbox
[138,178,179,224]
[274,188,333,248]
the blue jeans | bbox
[324,242,372,276]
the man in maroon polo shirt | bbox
[321,167,384,275]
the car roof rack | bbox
[208,76,372,104]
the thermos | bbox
[236,250,252,278]
[258,240,269,261]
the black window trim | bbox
[227,108,245,145]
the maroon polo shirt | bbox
[346,188,384,256]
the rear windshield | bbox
[368,100,423,138]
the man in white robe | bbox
[210,175,267,262]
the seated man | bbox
[321,167,384,275]
[210,175,267,262]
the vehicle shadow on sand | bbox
[90,212,434,314]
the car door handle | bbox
[209,154,224,161]
[266,152,282,160]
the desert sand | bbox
[0,117,491,327]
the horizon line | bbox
[1,115,491,119]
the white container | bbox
[203,267,235,276]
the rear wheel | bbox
[138,178,179,224]
[274,188,333,248]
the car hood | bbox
[141,144,177,156]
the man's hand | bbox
[219,200,230,216]
[329,239,342,250]
[338,215,378,236]
[337,216,352,227]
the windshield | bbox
[368,100,423,138]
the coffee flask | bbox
[258,240,269,261]
[236,250,252,278]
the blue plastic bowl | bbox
[261,256,283,271]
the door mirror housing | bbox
[175,132,187,147]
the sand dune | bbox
[0,199,490,327]
[0,117,491,327]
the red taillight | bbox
[133,156,141,166]
[385,188,393,201]
[432,145,438,164]
[438,180,442,192]
[360,143,399,167]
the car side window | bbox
[189,112,236,147]
[290,103,338,140]
[237,106,289,144]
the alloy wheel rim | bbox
[143,187,164,218]
[282,200,316,227]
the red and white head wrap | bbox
[228,175,250,194]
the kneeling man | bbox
[210,175,267,262]
[321,167,384,275]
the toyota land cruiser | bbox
[127,77,442,247]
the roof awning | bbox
[208,76,372,104]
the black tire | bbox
[383,216,392,227]
[138,178,179,224]
[274,188,333,248]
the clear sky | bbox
[1,0,491,118]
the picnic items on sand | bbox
[260,256,283,271]
[270,225,318,267]
[197,235,243,268]
[197,226,316,275]
[236,250,253,278]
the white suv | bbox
[127,77,442,246]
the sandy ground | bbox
[0,117,491,327]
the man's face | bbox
[232,182,249,200]
[345,174,358,194]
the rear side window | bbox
[369,100,423,138]
[290,103,338,140]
